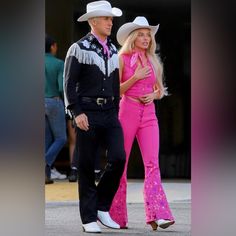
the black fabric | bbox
[64,33,120,117]
[76,109,126,224]
[64,32,124,224]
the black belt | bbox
[80,97,114,105]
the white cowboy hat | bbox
[116,16,159,46]
[77,1,122,22]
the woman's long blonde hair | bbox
[119,28,166,97]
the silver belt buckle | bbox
[96,98,106,105]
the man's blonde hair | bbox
[88,17,97,28]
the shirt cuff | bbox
[69,104,83,118]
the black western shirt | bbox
[64,33,120,117]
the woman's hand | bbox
[139,92,156,105]
[134,64,152,81]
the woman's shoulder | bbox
[120,52,132,57]
[119,53,133,62]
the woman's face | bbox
[134,28,152,50]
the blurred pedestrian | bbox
[45,35,67,184]
[66,110,78,182]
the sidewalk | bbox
[45,179,191,235]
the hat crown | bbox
[133,16,150,26]
[87,1,112,13]
[116,16,159,46]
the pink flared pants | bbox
[109,96,174,227]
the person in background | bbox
[109,16,175,230]
[45,35,67,184]
[66,110,78,182]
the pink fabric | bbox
[91,32,110,58]
[121,53,156,98]
[109,95,174,226]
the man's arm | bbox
[64,43,83,117]
[112,68,120,115]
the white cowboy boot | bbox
[97,210,120,229]
[82,222,101,233]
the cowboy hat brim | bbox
[116,23,159,46]
[77,8,122,22]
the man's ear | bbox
[92,17,98,26]
[88,18,97,27]
[92,18,97,26]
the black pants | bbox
[76,108,126,224]
[71,134,101,171]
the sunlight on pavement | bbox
[45,181,78,202]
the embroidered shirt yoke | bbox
[64,33,120,116]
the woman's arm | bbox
[153,83,162,99]
[139,83,162,104]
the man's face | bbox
[51,43,57,55]
[93,16,113,37]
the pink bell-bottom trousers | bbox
[109,96,174,227]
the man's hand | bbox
[75,113,89,131]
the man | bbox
[45,35,67,184]
[64,1,125,233]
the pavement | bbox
[45,179,191,236]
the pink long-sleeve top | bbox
[120,52,157,98]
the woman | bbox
[109,16,175,230]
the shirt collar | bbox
[91,31,110,58]
[91,31,107,44]
[130,50,147,67]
